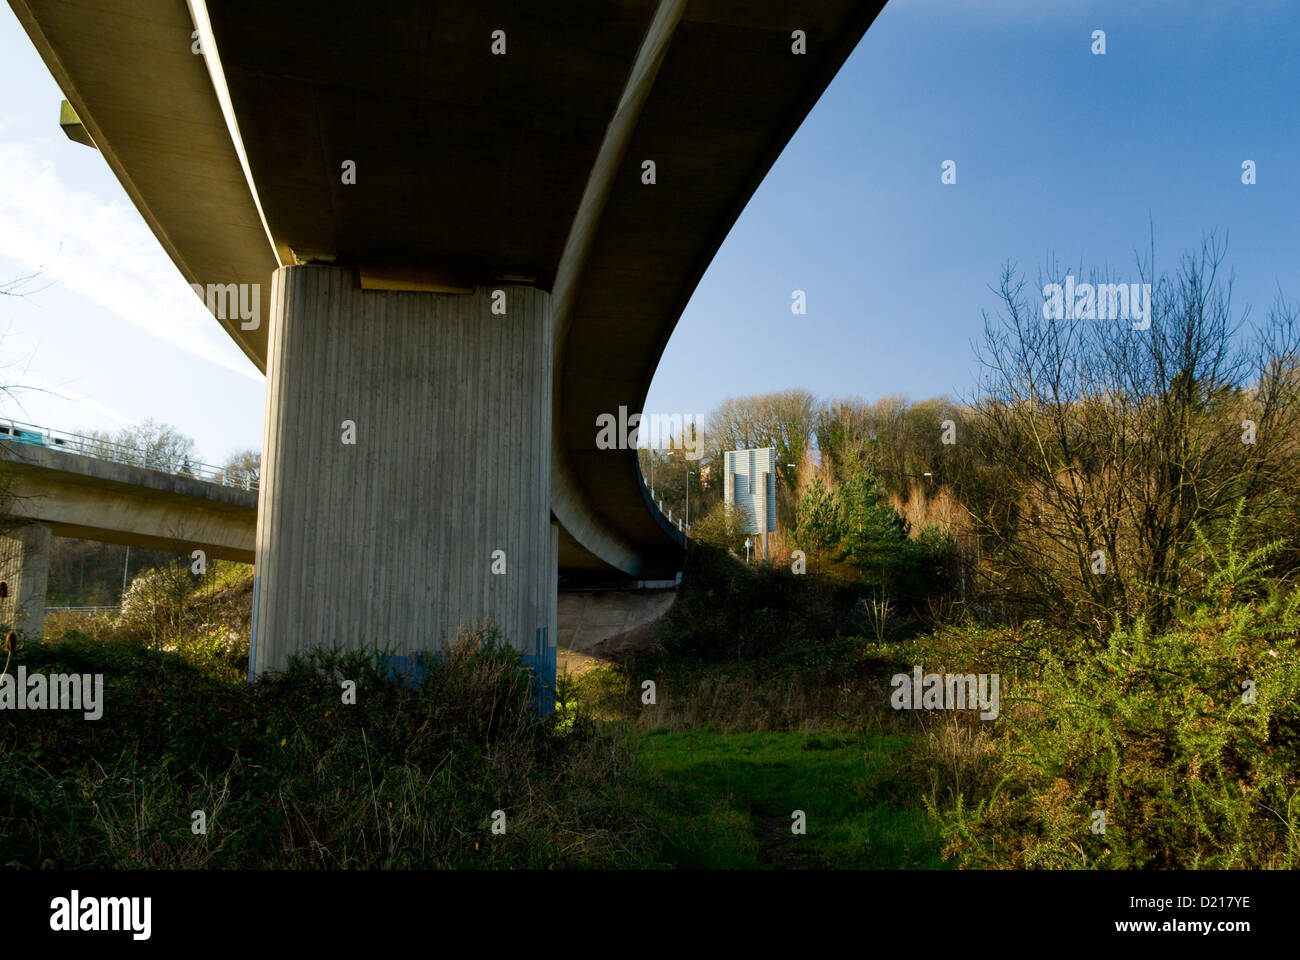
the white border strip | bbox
[186,0,282,267]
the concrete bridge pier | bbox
[250,265,557,711]
[0,521,52,641]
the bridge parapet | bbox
[1,419,258,491]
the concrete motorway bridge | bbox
[0,421,687,661]
[8,0,885,705]
[0,424,258,640]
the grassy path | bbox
[634,730,949,869]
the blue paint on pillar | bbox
[381,638,554,716]
[384,652,431,688]
[521,626,556,717]
[247,575,260,684]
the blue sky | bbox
[1,0,1297,463]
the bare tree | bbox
[963,233,1300,633]
[817,394,963,498]
[77,420,201,473]
[707,389,819,525]
[218,448,260,488]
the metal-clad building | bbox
[724,447,776,535]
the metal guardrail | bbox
[1,419,258,491]
[45,606,120,614]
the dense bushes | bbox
[102,560,252,682]
[794,453,956,611]
[1,627,654,869]
[656,543,871,661]
[924,523,1300,868]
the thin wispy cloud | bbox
[0,367,135,426]
[0,141,262,382]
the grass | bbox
[4,622,956,869]
[562,640,905,735]
[634,729,947,869]
[6,548,973,870]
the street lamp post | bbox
[686,470,694,533]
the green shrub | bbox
[794,454,956,611]
[116,561,193,644]
[106,560,253,682]
[658,543,869,661]
[931,518,1300,868]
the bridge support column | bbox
[0,522,51,640]
[250,265,556,710]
